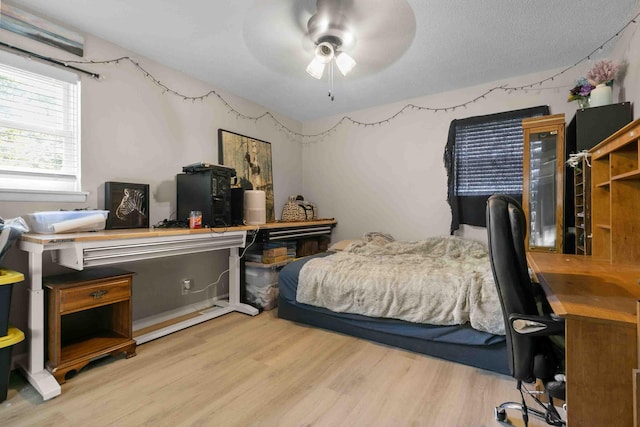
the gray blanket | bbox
[296,236,505,335]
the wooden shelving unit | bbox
[574,156,591,255]
[590,118,640,263]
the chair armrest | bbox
[508,313,565,336]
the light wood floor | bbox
[0,310,551,426]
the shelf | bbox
[611,169,640,181]
[589,119,640,263]
[537,173,555,180]
[60,330,130,363]
[574,154,592,256]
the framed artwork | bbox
[218,129,275,222]
[105,182,150,229]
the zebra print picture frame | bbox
[105,182,150,229]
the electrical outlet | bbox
[182,279,192,295]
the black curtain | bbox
[444,105,550,234]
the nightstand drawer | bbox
[57,278,131,314]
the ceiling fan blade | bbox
[244,0,314,75]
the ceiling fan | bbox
[305,0,358,81]
[243,0,416,99]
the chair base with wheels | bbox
[494,380,565,426]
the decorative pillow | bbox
[362,232,395,245]
[328,239,361,251]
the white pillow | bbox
[328,239,361,251]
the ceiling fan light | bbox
[306,57,326,79]
[314,41,335,64]
[335,52,356,76]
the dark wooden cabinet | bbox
[564,102,632,253]
[566,102,632,153]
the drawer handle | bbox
[89,290,109,299]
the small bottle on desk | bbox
[189,211,202,229]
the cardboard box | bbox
[263,247,287,258]
[297,239,319,257]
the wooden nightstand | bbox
[45,267,137,384]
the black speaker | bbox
[230,188,244,225]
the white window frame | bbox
[0,50,86,202]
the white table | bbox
[18,227,259,400]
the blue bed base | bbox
[277,254,509,375]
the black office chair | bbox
[486,194,566,426]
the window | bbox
[0,50,83,201]
[444,106,550,233]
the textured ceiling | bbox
[7,0,640,121]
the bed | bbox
[277,235,509,375]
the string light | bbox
[16,10,640,141]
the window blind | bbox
[454,117,530,195]
[0,52,80,193]
[444,105,550,233]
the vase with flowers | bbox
[568,78,594,108]
[587,60,619,107]
[568,60,619,108]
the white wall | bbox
[300,66,590,243]
[301,14,640,244]
[612,18,640,119]
[0,29,304,337]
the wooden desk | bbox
[19,226,257,400]
[17,219,337,400]
[527,252,640,427]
